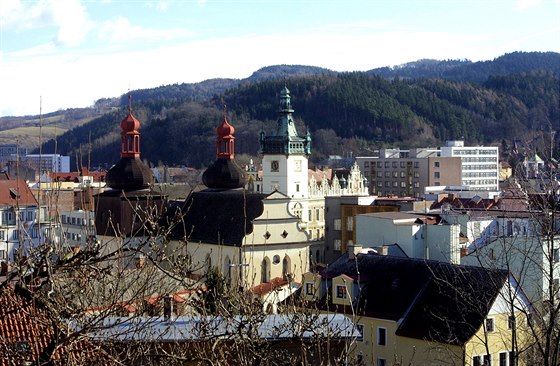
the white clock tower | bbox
[260,87,311,199]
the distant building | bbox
[20,154,70,175]
[356,141,499,197]
[0,144,27,167]
[356,148,462,198]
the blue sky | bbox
[1,0,559,117]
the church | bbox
[164,111,311,290]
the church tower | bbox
[260,87,311,198]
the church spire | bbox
[120,94,141,158]
[216,105,235,160]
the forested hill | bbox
[368,51,560,82]
[33,52,560,169]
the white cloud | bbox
[0,0,92,46]
[97,16,193,44]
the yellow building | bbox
[301,254,531,365]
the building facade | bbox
[356,148,462,197]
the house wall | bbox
[426,224,461,264]
[355,215,417,256]
[394,336,464,366]
[461,235,559,305]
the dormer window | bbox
[336,285,347,299]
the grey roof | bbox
[320,254,509,345]
[85,314,359,342]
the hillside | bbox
[3,51,558,169]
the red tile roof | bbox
[250,277,289,296]
[0,179,38,206]
[0,285,116,365]
[49,167,106,183]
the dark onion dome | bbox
[202,159,247,189]
[106,157,154,190]
[106,101,154,190]
[202,116,247,189]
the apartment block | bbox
[356,148,462,197]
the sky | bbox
[1,0,559,117]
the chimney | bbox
[380,245,389,256]
[460,247,469,257]
[347,244,363,260]
[163,294,173,321]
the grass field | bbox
[0,126,68,149]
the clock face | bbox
[294,160,302,172]
[271,160,279,172]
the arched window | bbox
[282,255,291,280]
[224,256,231,282]
[261,257,270,284]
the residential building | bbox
[440,140,499,191]
[323,195,398,263]
[356,148,462,198]
[355,211,462,264]
[0,144,27,167]
[356,140,500,197]
[300,254,531,366]
[20,154,70,174]
[0,179,55,264]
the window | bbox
[336,285,347,299]
[305,282,315,296]
[377,358,386,366]
[334,219,341,230]
[12,230,18,240]
[0,231,4,240]
[296,184,300,192]
[434,161,440,167]
[414,171,420,178]
[486,318,495,332]
[356,324,364,342]
[434,172,440,178]
[473,356,482,366]
[554,248,559,263]
[0,250,6,260]
[499,352,508,366]
[377,327,387,346]
[334,239,342,251]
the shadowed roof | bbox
[171,189,267,246]
[321,254,508,345]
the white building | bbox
[23,154,70,174]
[440,140,499,192]
[355,211,462,264]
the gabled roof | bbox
[0,179,38,206]
[170,189,267,246]
[320,255,508,345]
[0,285,116,365]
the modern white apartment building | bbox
[440,140,499,192]
[23,154,71,174]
